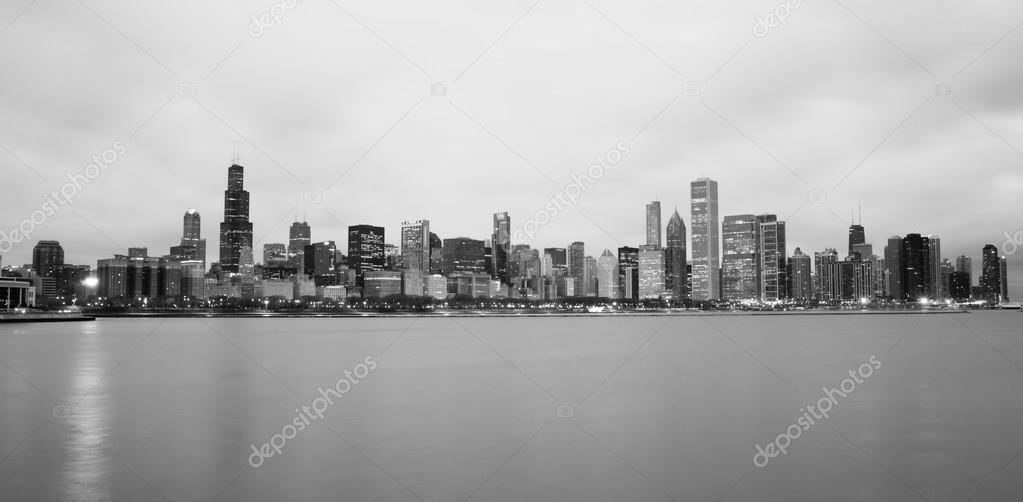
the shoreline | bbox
[79,309,978,319]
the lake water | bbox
[1,313,1021,501]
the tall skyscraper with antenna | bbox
[218,164,253,274]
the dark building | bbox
[218,164,253,273]
[429,232,443,275]
[492,212,511,284]
[443,237,486,274]
[568,241,585,296]
[848,224,865,259]
[884,236,903,301]
[901,234,933,302]
[787,248,812,302]
[665,209,688,300]
[32,240,64,278]
[949,272,971,302]
[288,221,311,270]
[304,241,338,285]
[758,214,787,301]
[544,248,567,274]
[617,246,638,300]
[980,244,1001,303]
[348,225,385,287]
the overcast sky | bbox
[1,0,1021,297]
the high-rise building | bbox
[927,236,942,300]
[347,225,385,288]
[638,245,665,299]
[665,209,687,300]
[544,248,567,275]
[901,234,933,302]
[618,246,639,300]
[583,255,597,296]
[401,220,430,272]
[170,209,207,268]
[999,257,1008,302]
[814,248,840,303]
[218,164,253,273]
[568,241,585,296]
[980,244,1001,303]
[884,236,903,301]
[955,255,973,280]
[597,249,619,299]
[691,178,720,300]
[443,237,487,274]
[848,224,865,259]
[788,248,812,302]
[429,232,443,275]
[758,214,786,302]
[721,214,759,301]
[492,212,511,285]
[32,240,64,278]
[288,221,311,270]
[646,201,661,248]
[263,243,287,265]
[304,241,337,285]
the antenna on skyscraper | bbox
[858,203,862,225]
[231,139,241,165]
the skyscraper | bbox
[218,164,253,274]
[691,178,720,300]
[848,223,865,259]
[443,237,487,274]
[492,212,511,285]
[664,209,687,301]
[348,225,385,287]
[721,214,759,301]
[618,246,639,300]
[980,244,1000,303]
[758,214,786,302]
[901,234,933,302]
[568,241,585,296]
[884,236,903,301]
[788,248,812,302]
[304,241,337,284]
[999,257,1008,302]
[638,245,666,299]
[401,220,430,271]
[814,248,839,303]
[263,243,287,265]
[583,255,597,296]
[927,236,942,300]
[170,209,207,268]
[32,240,64,278]
[646,201,661,248]
[597,249,619,299]
[429,232,443,275]
[288,221,311,270]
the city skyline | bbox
[3,161,1017,302]
[2,1,1022,299]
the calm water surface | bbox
[1,313,1022,501]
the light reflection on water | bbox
[0,313,1020,502]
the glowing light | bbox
[81,277,99,288]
